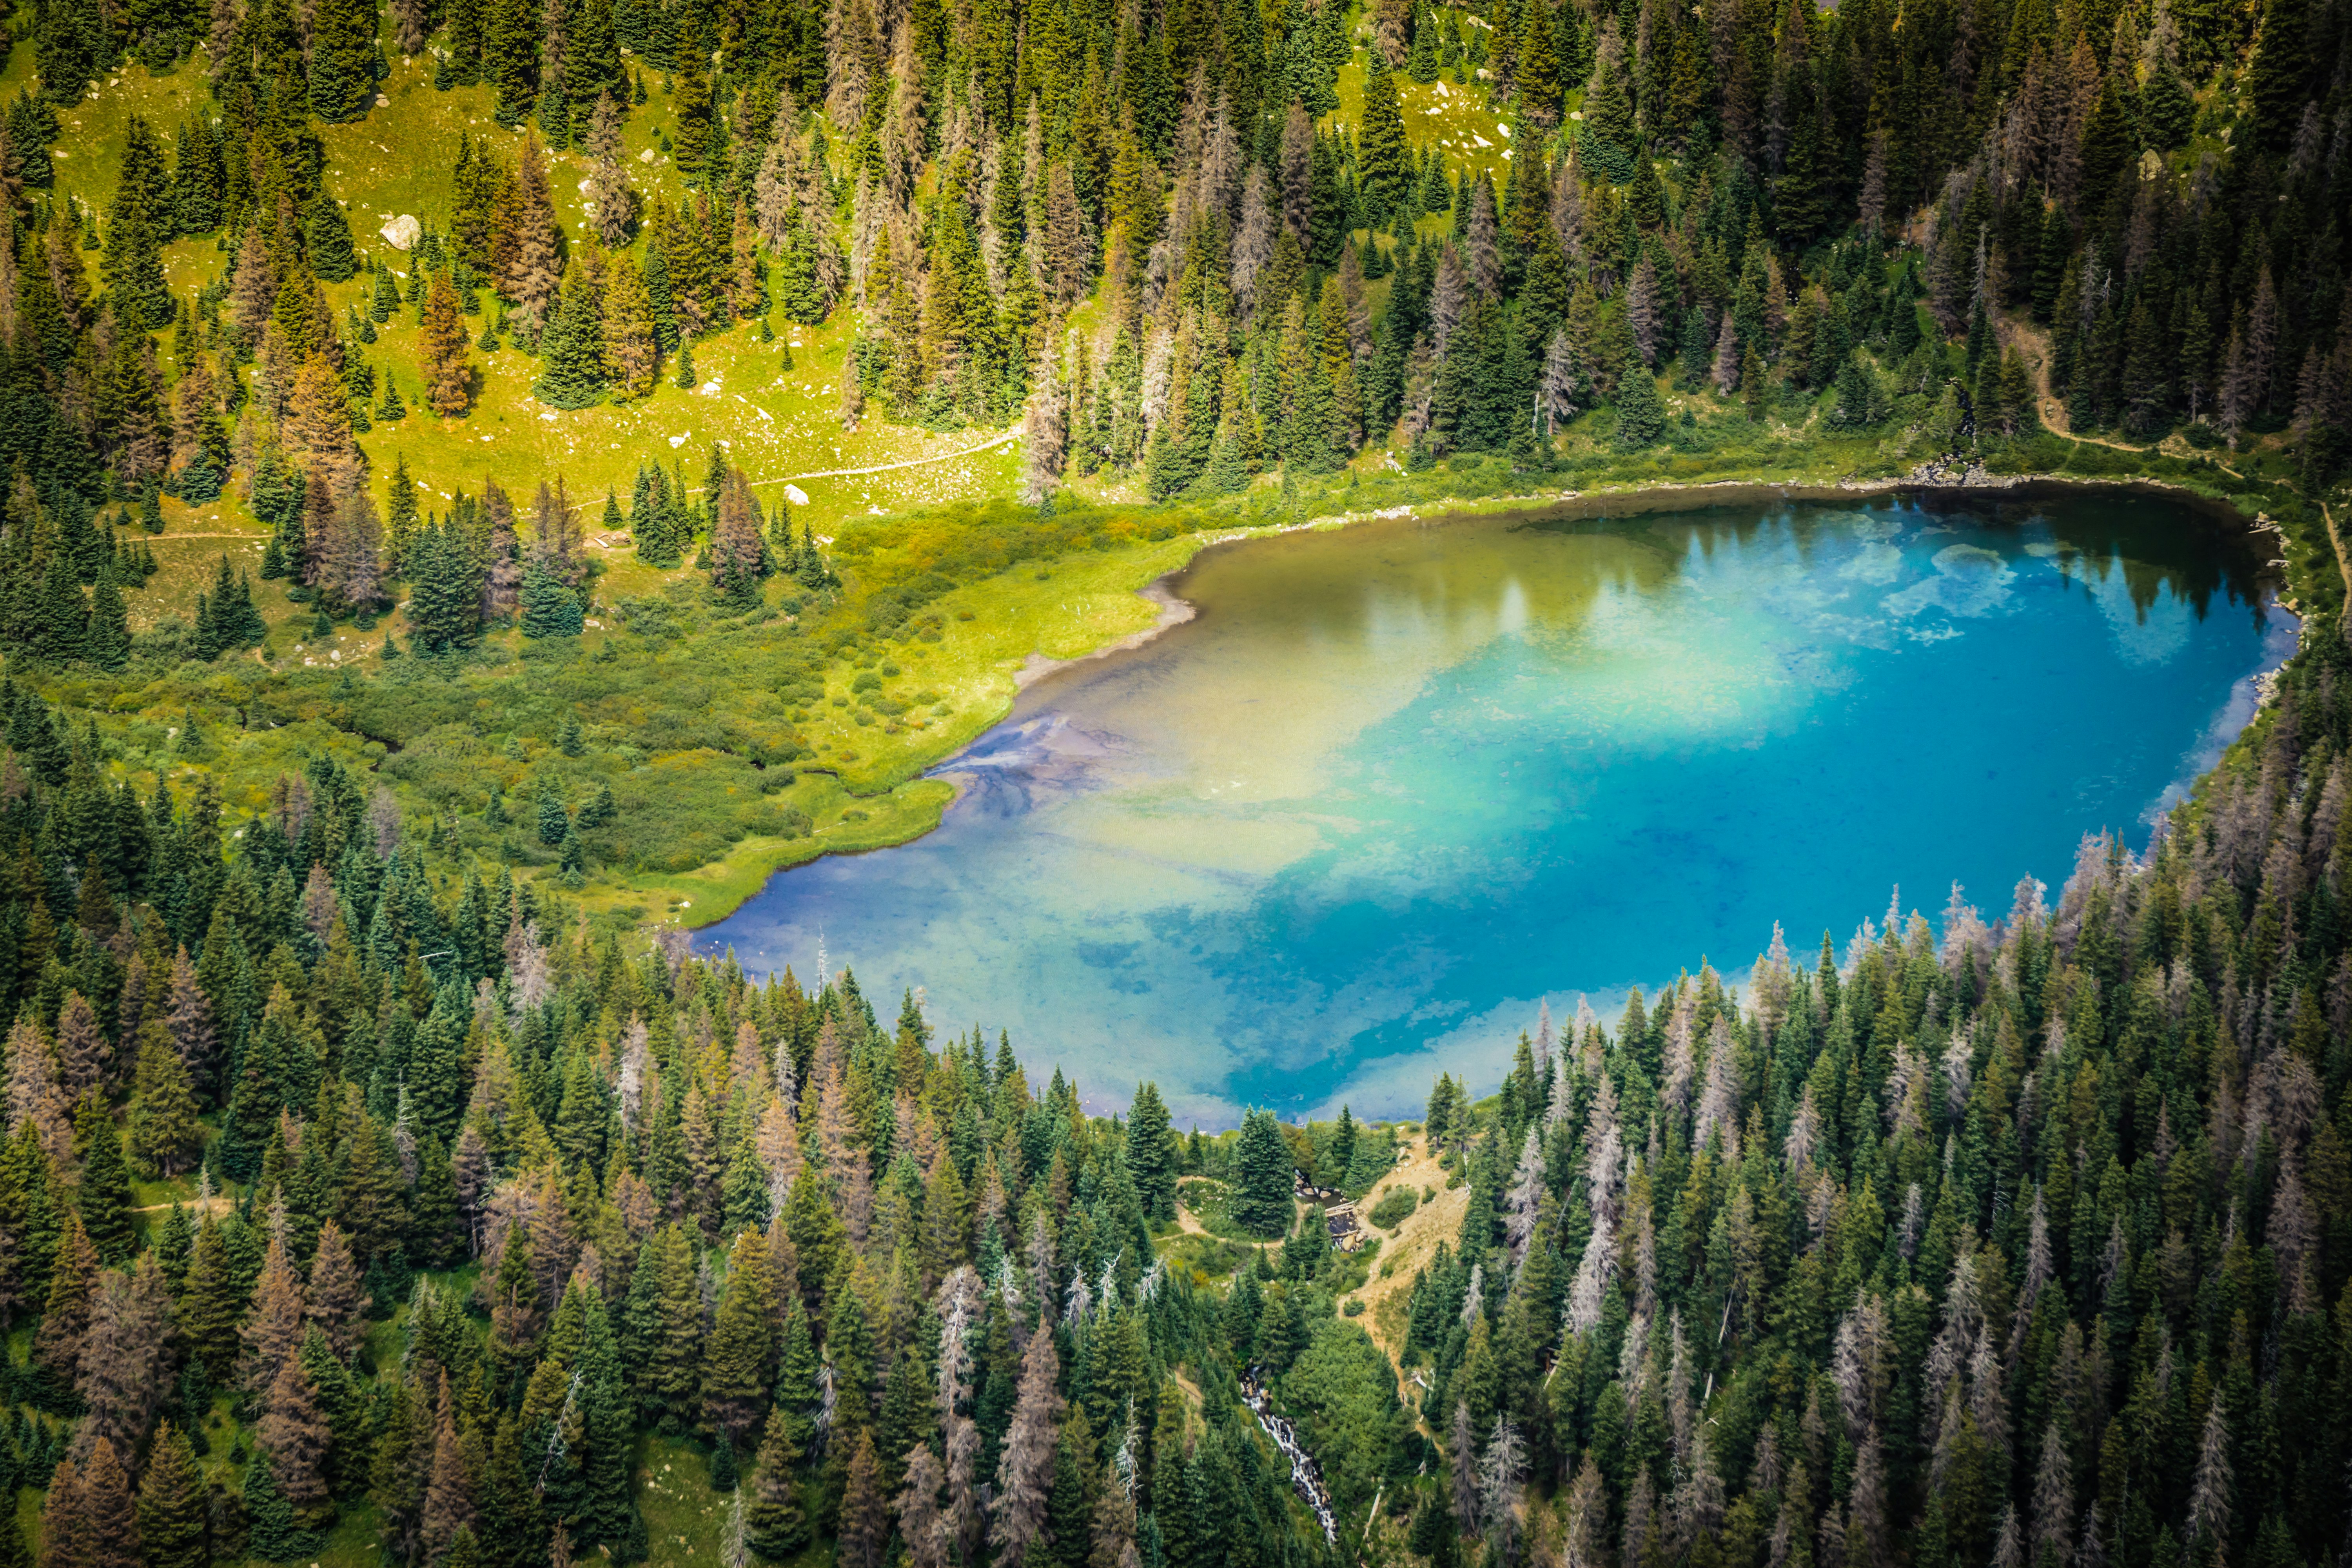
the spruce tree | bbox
[103,117,174,330]
[1359,54,1409,220]
[700,1229,774,1443]
[1613,361,1667,449]
[744,1409,809,1559]
[33,550,87,664]
[1127,1083,1177,1220]
[83,564,129,672]
[243,1451,312,1563]
[305,187,358,281]
[519,563,584,638]
[535,267,610,408]
[128,1027,204,1177]
[1232,1109,1294,1237]
[308,0,377,121]
[75,1091,138,1262]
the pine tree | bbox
[838,1431,886,1568]
[257,1342,333,1511]
[671,14,716,181]
[179,1212,244,1381]
[305,186,358,281]
[1127,1083,1177,1220]
[707,468,766,608]
[602,254,660,397]
[404,526,484,652]
[1359,54,1410,220]
[33,550,88,664]
[487,0,543,123]
[1515,0,1562,132]
[240,1227,308,1396]
[536,257,610,408]
[306,1220,369,1359]
[103,118,174,330]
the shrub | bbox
[1367,1187,1419,1230]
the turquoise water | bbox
[701,493,2287,1125]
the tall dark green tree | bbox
[103,116,174,330]
[1232,1109,1294,1237]
[307,0,378,122]
[83,564,129,672]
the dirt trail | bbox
[567,428,1023,512]
[1345,1142,1467,1374]
[2004,319,2250,475]
[2325,502,2350,606]
[751,428,1022,486]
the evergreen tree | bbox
[1359,54,1410,220]
[1232,1109,1294,1237]
[308,0,378,121]
[75,1091,137,1263]
[744,1409,808,1559]
[83,564,129,672]
[535,263,610,408]
[305,187,358,281]
[103,117,174,330]
[518,563,584,638]
[1613,361,1666,448]
[128,1027,203,1178]
[243,1452,313,1563]
[420,271,475,416]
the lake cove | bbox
[700,493,2288,1127]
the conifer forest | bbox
[0,0,2350,1552]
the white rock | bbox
[375,93,390,106]
[380,214,422,250]
[638,147,657,163]
[669,434,688,448]
[783,484,810,506]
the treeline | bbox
[5,0,2343,676]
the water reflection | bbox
[702,494,2282,1126]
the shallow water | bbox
[702,493,2288,1125]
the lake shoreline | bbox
[684,467,2282,930]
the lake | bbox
[700,490,2289,1126]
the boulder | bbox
[379,214,422,250]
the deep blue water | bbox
[700,493,2288,1125]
